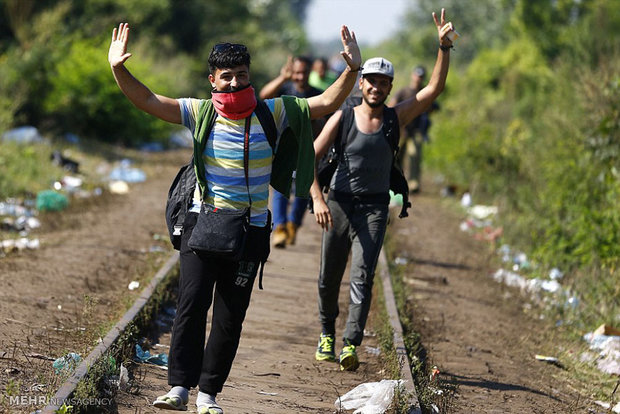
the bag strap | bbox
[382,106,411,218]
[332,106,355,162]
[193,100,217,197]
[382,106,400,157]
[243,116,251,206]
[254,99,277,153]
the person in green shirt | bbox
[309,57,338,91]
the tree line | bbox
[0,0,310,146]
[380,0,619,327]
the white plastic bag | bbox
[336,379,404,414]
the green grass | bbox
[0,141,64,198]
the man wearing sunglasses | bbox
[108,23,361,414]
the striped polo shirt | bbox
[178,98,288,227]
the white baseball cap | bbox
[361,57,394,79]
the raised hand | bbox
[108,23,132,68]
[339,25,361,71]
[432,8,455,47]
[280,55,294,80]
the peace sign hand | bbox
[432,8,455,48]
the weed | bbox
[55,403,74,413]
[380,221,459,413]
[371,251,427,413]
[5,378,21,396]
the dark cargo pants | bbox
[318,198,388,346]
[168,211,268,394]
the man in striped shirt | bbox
[108,22,361,414]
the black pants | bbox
[168,212,269,394]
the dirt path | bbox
[0,148,589,413]
[389,183,587,413]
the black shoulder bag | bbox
[187,116,253,260]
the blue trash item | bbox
[53,352,82,374]
[64,133,80,144]
[108,160,147,183]
[2,126,44,144]
[134,344,168,366]
[139,142,164,152]
[36,190,69,212]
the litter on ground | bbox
[583,324,620,375]
[336,379,404,414]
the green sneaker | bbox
[339,339,360,371]
[315,333,336,362]
[153,394,188,411]
[197,404,223,414]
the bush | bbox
[44,37,178,146]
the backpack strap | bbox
[334,106,355,159]
[382,106,400,156]
[193,100,217,197]
[335,106,396,160]
[382,105,411,218]
[254,99,277,152]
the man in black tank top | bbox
[309,8,456,371]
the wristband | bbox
[439,44,453,52]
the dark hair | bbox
[294,55,313,70]
[208,43,251,74]
[413,65,426,78]
[314,57,328,66]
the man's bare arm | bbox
[395,9,454,128]
[309,111,342,230]
[108,23,181,124]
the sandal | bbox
[152,394,188,411]
[197,403,223,414]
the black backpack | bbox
[316,105,411,218]
[165,99,277,250]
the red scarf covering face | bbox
[211,85,257,120]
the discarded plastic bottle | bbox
[0,199,28,217]
[549,268,564,280]
[53,352,82,374]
